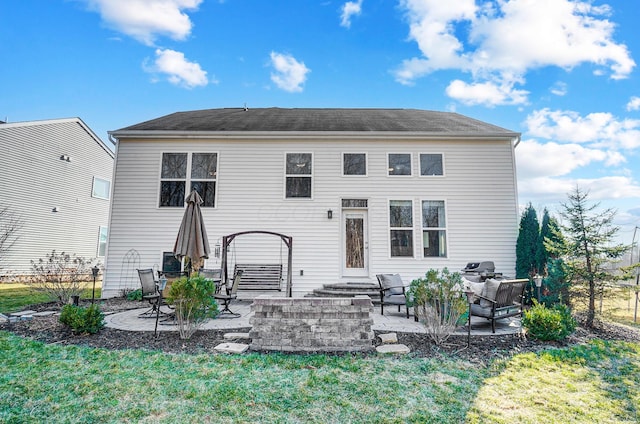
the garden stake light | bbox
[464,290,475,348]
[533,274,543,303]
[91,266,99,304]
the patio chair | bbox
[470,278,528,333]
[214,269,243,318]
[137,268,161,318]
[376,273,410,319]
[200,268,222,293]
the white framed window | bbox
[92,177,111,200]
[342,153,367,176]
[97,226,108,257]
[159,152,217,207]
[388,153,412,176]
[422,200,447,257]
[389,200,414,257]
[419,153,444,176]
[285,153,313,199]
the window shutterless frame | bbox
[97,226,108,257]
[342,152,367,176]
[419,153,445,177]
[388,199,414,258]
[92,176,111,200]
[387,153,412,176]
[421,199,448,258]
[284,152,313,199]
[158,152,218,208]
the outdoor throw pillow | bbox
[379,274,405,295]
[480,278,501,308]
[462,277,484,301]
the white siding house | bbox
[102,108,521,298]
[0,118,114,279]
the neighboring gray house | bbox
[0,118,114,279]
[102,108,521,298]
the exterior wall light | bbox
[327,209,333,219]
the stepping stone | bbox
[214,342,249,354]
[32,311,56,317]
[11,310,37,317]
[223,332,251,341]
[0,313,8,323]
[376,344,410,354]
[378,333,398,344]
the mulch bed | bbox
[3,297,639,364]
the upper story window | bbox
[389,200,414,257]
[388,153,412,176]
[285,153,312,198]
[420,154,444,176]
[422,200,447,257]
[160,152,217,207]
[92,177,111,200]
[343,153,367,176]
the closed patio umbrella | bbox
[173,190,210,273]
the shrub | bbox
[523,302,576,341]
[407,268,467,345]
[59,304,105,334]
[27,250,97,306]
[125,288,142,301]
[166,275,218,339]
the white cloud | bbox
[269,52,310,93]
[519,176,640,202]
[445,78,528,106]
[627,96,640,111]
[515,139,625,179]
[525,108,640,149]
[395,0,635,105]
[550,81,568,96]
[340,0,363,28]
[85,0,202,45]
[146,49,208,88]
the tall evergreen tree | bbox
[516,203,541,279]
[545,186,629,327]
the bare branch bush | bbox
[27,250,94,306]
[408,268,467,345]
[0,206,23,273]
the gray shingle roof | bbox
[113,108,518,136]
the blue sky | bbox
[2,0,640,244]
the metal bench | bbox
[233,264,283,291]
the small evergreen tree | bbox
[516,203,541,279]
[545,186,629,327]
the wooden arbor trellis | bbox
[220,230,293,297]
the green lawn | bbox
[0,283,101,314]
[1,332,638,423]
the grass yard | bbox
[0,282,102,314]
[599,285,640,328]
[1,332,639,423]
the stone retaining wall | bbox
[249,295,374,352]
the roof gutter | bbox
[513,135,522,148]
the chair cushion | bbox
[382,294,407,305]
[470,303,493,318]
[378,274,405,295]
[480,278,501,308]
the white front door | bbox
[342,210,368,276]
